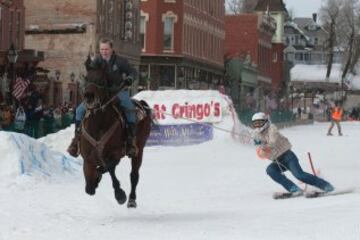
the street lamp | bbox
[7,43,18,104]
[69,72,79,107]
[70,72,75,82]
[55,70,61,81]
[289,84,294,112]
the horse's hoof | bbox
[127,199,137,208]
[85,186,96,196]
[115,189,127,205]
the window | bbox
[273,52,277,62]
[295,35,299,45]
[286,52,294,61]
[295,53,303,61]
[16,12,21,48]
[140,11,149,51]
[139,65,149,89]
[9,11,14,45]
[140,16,146,50]
[308,24,317,31]
[159,65,175,88]
[0,7,2,47]
[162,11,178,52]
[163,17,174,50]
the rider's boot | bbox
[126,123,138,158]
[67,120,81,157]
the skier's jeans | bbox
[266,150,331,192]
[75,90,136,123]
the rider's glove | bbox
[124,76,133,86]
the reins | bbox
[81,79,129,168]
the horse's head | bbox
[83,69,109,109]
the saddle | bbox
[112,98,149,125]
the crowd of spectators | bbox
[0,91,75,137]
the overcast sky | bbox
[284,0,324,18]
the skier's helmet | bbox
[252,112,269,133]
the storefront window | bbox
[159,65,175,88]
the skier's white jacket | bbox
[253,124,292,160]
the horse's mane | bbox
[85,67,107,89]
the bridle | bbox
[81,80,125,168]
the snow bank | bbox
[0,131,80,180]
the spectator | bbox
[327,102,343,136]
[349,107,359,120]
[2,106,13,127]
[33,99,44,121]
[297,106,302,119]
[53,107,62,128]
[14,106,26,131]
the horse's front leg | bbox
[108,165,127,205]
[127,149,144,208]
[83,162,101,195]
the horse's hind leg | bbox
[128,149,144,208]
[108,165,127,205]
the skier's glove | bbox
[254,139,262,146]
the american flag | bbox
[12,77,30,100]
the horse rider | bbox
[67,38,138,158]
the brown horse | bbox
[80,68,152,208]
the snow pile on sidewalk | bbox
[0,131,80,180]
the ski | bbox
[305,189,354,198]
[273,189,355,200]
[272,192,303,200]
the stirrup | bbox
[126,140,138,158]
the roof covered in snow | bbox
[290,64,360,90]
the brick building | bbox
[254,0,287,93]
[140,0,225,90]
[0,0,44,104]
[25,0,141,107]
[225,13,276,110]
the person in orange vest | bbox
[327,103,343,136]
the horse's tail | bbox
[139,100,159,128]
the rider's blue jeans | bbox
[75,90,136,123]
[266,150,332,192]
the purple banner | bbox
[146,123,213,146]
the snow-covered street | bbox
[0,120,359,240]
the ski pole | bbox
[307,152,317,176]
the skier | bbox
[252,112,334,197]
